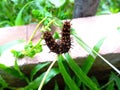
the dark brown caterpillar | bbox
[43,21,71,54]
[43,31,60,54]
[59,21,71,53]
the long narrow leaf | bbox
[58,55,79,90]
[15,1,34,25]
[54,81,59,90]
[101,72,120,90]
[0,63,23,79]
[0,75,8,88]
[81,37,106,74]
[14,59,29,83]
[30,62,50,81]
[25,68,59,90]
[14,59,24,76]
[111,72,120,90]
[106,82,114,90]
[72,31,120,75]
[64,53,99,90]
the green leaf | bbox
[64,53,99,90]
[91,76,100,88]
[107,82,114,90]
[0,63,24,79]
[14,59,22,76]
[11,50,24,58]
[72,30,120,75]
[0,40,24,56]
[13,60,29,83]
[44,68,60,84]
[15,1,34,25]
[34,43,43,53]
[0,75,8,88]
[58,55,79,90]
[110,72,120,90]
[0,20,13,26]
[100,72,120,89]
[53,31,60,39]
[25,68,60,90]
[30,62,50,81]
[82,83,87,90]
[81,37,106,74]
[25,72,45,90]
[54,81,59,90]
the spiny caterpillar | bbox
[43,31,60,54]
[59,21,71,53]
[43,21,71,54]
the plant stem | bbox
[73,33,120,75]
[38,57,57,90]
[100,74,119,89]
[28,17,47,44]
[45,19,55,29]
[92,49,120,75]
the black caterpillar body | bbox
[43,31,60,54]
[60,21,71,53]
[43,21,71,54]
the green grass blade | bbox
[14,59,24,76]
[106,82,114,90]
[72,30,120,75]
[30,62,50,81]
[15,1,34,25]
[58,55,79,90]
[25,68,60,90]
[111,72,120,90]
[81,37,106,74]
[72,38,105,86]
[44,68,60,84]
[25,72,45,90]
[91,76,100,88]
[14,59,29,83]
[64,53,99,90]
[0,75,8,88]
[0,20,13,26]
[101,72,120,90]
[0,63,24,79]
[54,81,59,90]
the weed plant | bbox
[0,0,120,90]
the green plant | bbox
[1,0,120,27]
[97,0,120,15]
[0,0,120,90]
[0,14,119,89]
[0,59,59,90]
[0,0,73,27]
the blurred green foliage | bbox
[0,0,120,27]
[0,0,120,90]
[0,0,73,27]
[97,0,120,15]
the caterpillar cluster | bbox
[43,21,71,54]
[43,31,60,54]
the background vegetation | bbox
[0,0,120,27]
[0,0,120,90]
